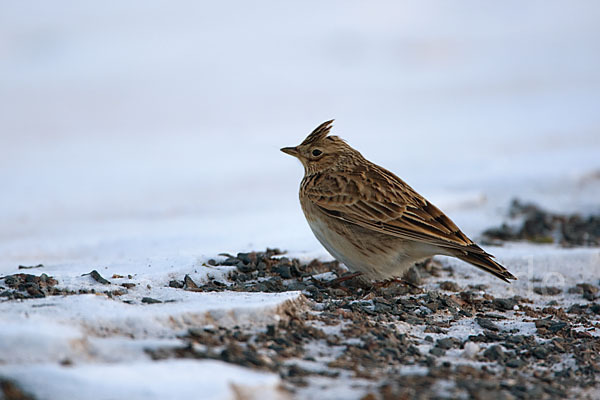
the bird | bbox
[281,120,516,283]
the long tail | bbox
[453,248,517,283]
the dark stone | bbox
[576,283,598,300]
[535,319,552,330]
[506,358,526,368]
[568,286,584,294]
[183,275,198,289]
[534,286,562,296]
[273,265,293,279]
[532,345,550,359]
[548,322,567,333]
[436,338,460,350]
[237,252,254,265]
[286,281,307,291]
[483,199,600,246]
[567,304,586,314]
[505,335,525,345]
[222,257,239,266]
[429,347,445,357]
[483,345,505,361]
[236,261,254,273]
[89,270,110,285]
[168,280,183,288]
[439,281,460,292]
[476,317,500,332]
[18,264,44,270]
[141,297,162,304]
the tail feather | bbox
[454,251,516,283]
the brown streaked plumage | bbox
[281,120,516,282]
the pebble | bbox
[476,317,500,332]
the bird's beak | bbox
[280,146,300,157]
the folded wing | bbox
[304,165,516,282]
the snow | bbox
[1,1,600,399]
[0,360,286,400]
[0,291,300,353]
[0,287,299,398]
[430,243,600,305]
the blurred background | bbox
[1,1,600,271]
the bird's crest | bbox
[301,119,334,145]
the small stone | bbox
[534,319,553,333]
[477,317,500,331]
[505,335,525,345]
[222,257,239,266]
[506,358,526,368]
[286,281,307,291]
[439,281,460,292]
[548,321,567,333]
[88,270,110,285]
[429,347,445,357]
[483,345,505,361]
[168,280,183,288]
[236,261,254,273]
[436,338,459,350]
[567,304,586,314]
[568,286,584,294]
[18,264,44,270]
[532,345,549,359]
[273,265,293,279]
[183,275,198,289]
[236,253,249,264]
[533,286,562,296]
[575,283,599,300]
[141,297,162,304]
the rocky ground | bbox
[483,199,600,247]
[153,249,600,399]
[2,243,599,399]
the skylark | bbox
[281,120,516,282]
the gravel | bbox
[2,248,598,399]
[483,199,600,247]
[145,249,600,399]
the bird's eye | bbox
[312,149,323,157]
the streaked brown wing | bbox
[304,165,490,256]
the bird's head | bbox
[281,120,360,174]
